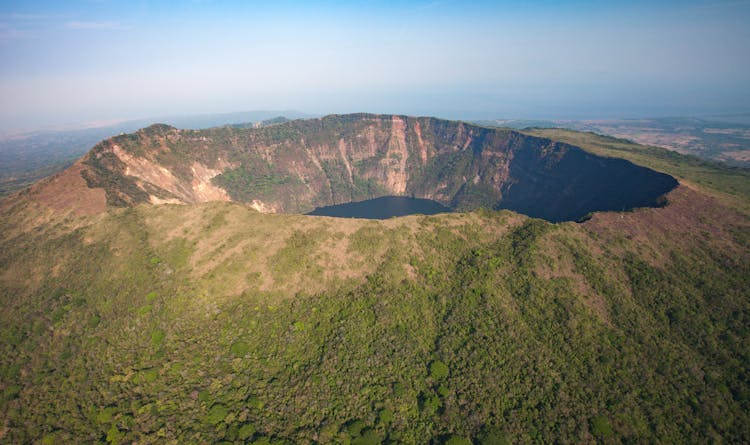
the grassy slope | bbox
[0,132,749,444]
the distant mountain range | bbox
[0,110,310,195]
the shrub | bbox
[40,432,57,445]
[197,390,210,403]
[477,426,510,445]
[139,368,158,383]
[87,315,101,328]
[96,406,118,424]
[392,382,406,397]
[238,423,256,440]
[230,341,250,357]
[419,392,441,415]
[590,415,613,438]
[352,429,382,445]
[346,420,366,437]
[2,384,21,401]
[430,360,449,380]
[378,408,393,424]
[150,329,165,346]
[437,384,450,397]
[106,425,124,444]
[444,435,472,445]
[205,404,229,425]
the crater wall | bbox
[74,114,678,221]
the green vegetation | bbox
[590,415,613,439]
[0,118,748,443]
[444,436,472,445]
[476,426,510,445]
[0,195,747,443]
[214,165,297,203]
[150,329,165,346]
[230,341,250,357]
[429,360,449,380]
[205,403,229,425]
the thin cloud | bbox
[0,22,30,40]
[413,1,449,12]
[0,12,75,40]
[10,13,51,20]
[66,20,130,30]
[3,12,74,22]
[689,0,750,10]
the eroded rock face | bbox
[383,116,409,194]
[63,114,677,221]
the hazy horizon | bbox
[2,0,750,132]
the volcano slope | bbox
[0,116,748,444]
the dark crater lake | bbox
[306,152,679,222]
[307,196,450,219]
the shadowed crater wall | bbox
[495,143,678,222]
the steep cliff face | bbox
[57,114,676,221]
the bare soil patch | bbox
[28,162,106,216]
[583,184,748,261]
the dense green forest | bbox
[1,126,749,443]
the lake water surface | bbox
[307,196,450,219]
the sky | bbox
[1,0,749,131]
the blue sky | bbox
[1,0,749,131]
